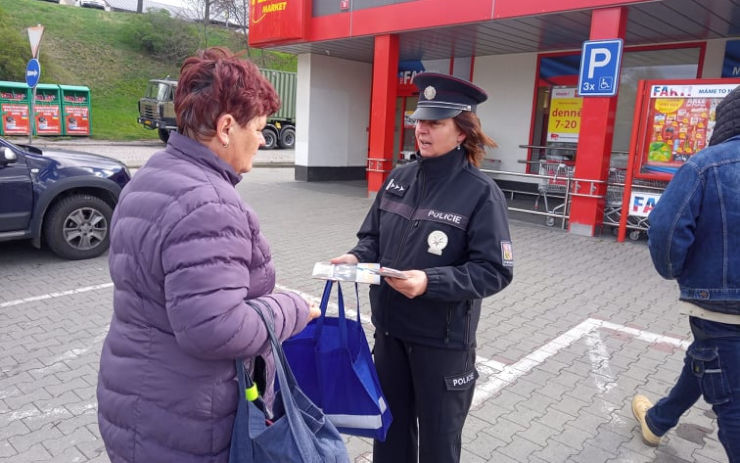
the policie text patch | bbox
[444,368,479,391]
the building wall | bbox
[295,53,372,181]
[703,38,729,78]
[473,52,538,182]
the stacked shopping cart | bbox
[603,168,668,240]
[534,160,575,227]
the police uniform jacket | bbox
[350,147,513,349]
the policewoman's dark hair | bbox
[453,111,497,168]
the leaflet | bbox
[312,262,381,285]
[368,266,408,279]
[311,262,409,284]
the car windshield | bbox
[0,136,21,151]
[145,82,172,100]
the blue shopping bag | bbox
[283,281,392,441]
[230,300,349,463]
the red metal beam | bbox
[568,7,627,236]
[367,34,399,195]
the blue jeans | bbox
[646,317,740,463]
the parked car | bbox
[0,137,130,259]
[75,0,108,10]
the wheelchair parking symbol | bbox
[578,39,623,97]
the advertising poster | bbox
[64,106,90,135]
[641,83,738,176]
[35,105,62,135]
[546,87,582,143]
[2,103,30,135]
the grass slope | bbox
[0,0,295,140]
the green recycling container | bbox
[60,85,91,136]
[34,83,62,136]
[0,81,31,136]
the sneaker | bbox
[631,394,661,446]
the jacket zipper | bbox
[384,168,426,332]
[464,300,472,346]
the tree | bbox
[218,0,249,37]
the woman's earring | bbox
[223,139,230,148]
[456,144,461,150]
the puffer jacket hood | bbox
[97,133,309,462]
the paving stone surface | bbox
[0,165,729,462]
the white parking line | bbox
[471,318,689,408]
[0,282,113,308]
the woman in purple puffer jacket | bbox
[97,47,319,462]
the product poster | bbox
[641,83,738,176]
[2,103,30,135]
[35,105,62,135]
[64,106,90,135]
[546,87,582,143]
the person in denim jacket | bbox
[631,85,740,463]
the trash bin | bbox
[34,83,62,136]
[0,81,31,136]
[60,85,91,136]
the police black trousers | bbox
[372,332,477,463]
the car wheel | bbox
[262,127,278,150]
[278,126,295,149]
[158,128,171,143]
[44,194,113,260]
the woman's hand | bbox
[385,270,428,299]
[307,300,321,321]
[330,254,359,265]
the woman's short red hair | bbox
[175,47,280,140]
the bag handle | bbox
[313,280,351,348]
[240,299,318,460]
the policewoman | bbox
[331,73,513,462]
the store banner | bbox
[64,106,89,135]
[546,87,582,143]
[249,0,307,46]
[2,103,30,135]
[722,39,740,78]
[629,191,661,218]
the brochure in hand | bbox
[312,263,408,284]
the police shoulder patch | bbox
[501,241,513,267]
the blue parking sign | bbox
[578,39,623,97]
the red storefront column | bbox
[367,34,399,195]
[568,7,627,236]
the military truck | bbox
[137,69,297,149]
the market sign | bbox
[546,87,582,143]
[629,191,661,218]
[721,39,740,78]
[249,0,307,46]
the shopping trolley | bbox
[534,160,574,227]
[602,168,668,240]
[603,168,626,232]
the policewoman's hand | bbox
[385,270,428,299]
[330,254,359,265]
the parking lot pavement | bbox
[0,167,729,462]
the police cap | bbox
[410,72,488,121]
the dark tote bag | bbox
[283,281,393,441]
[229,300,349,463]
